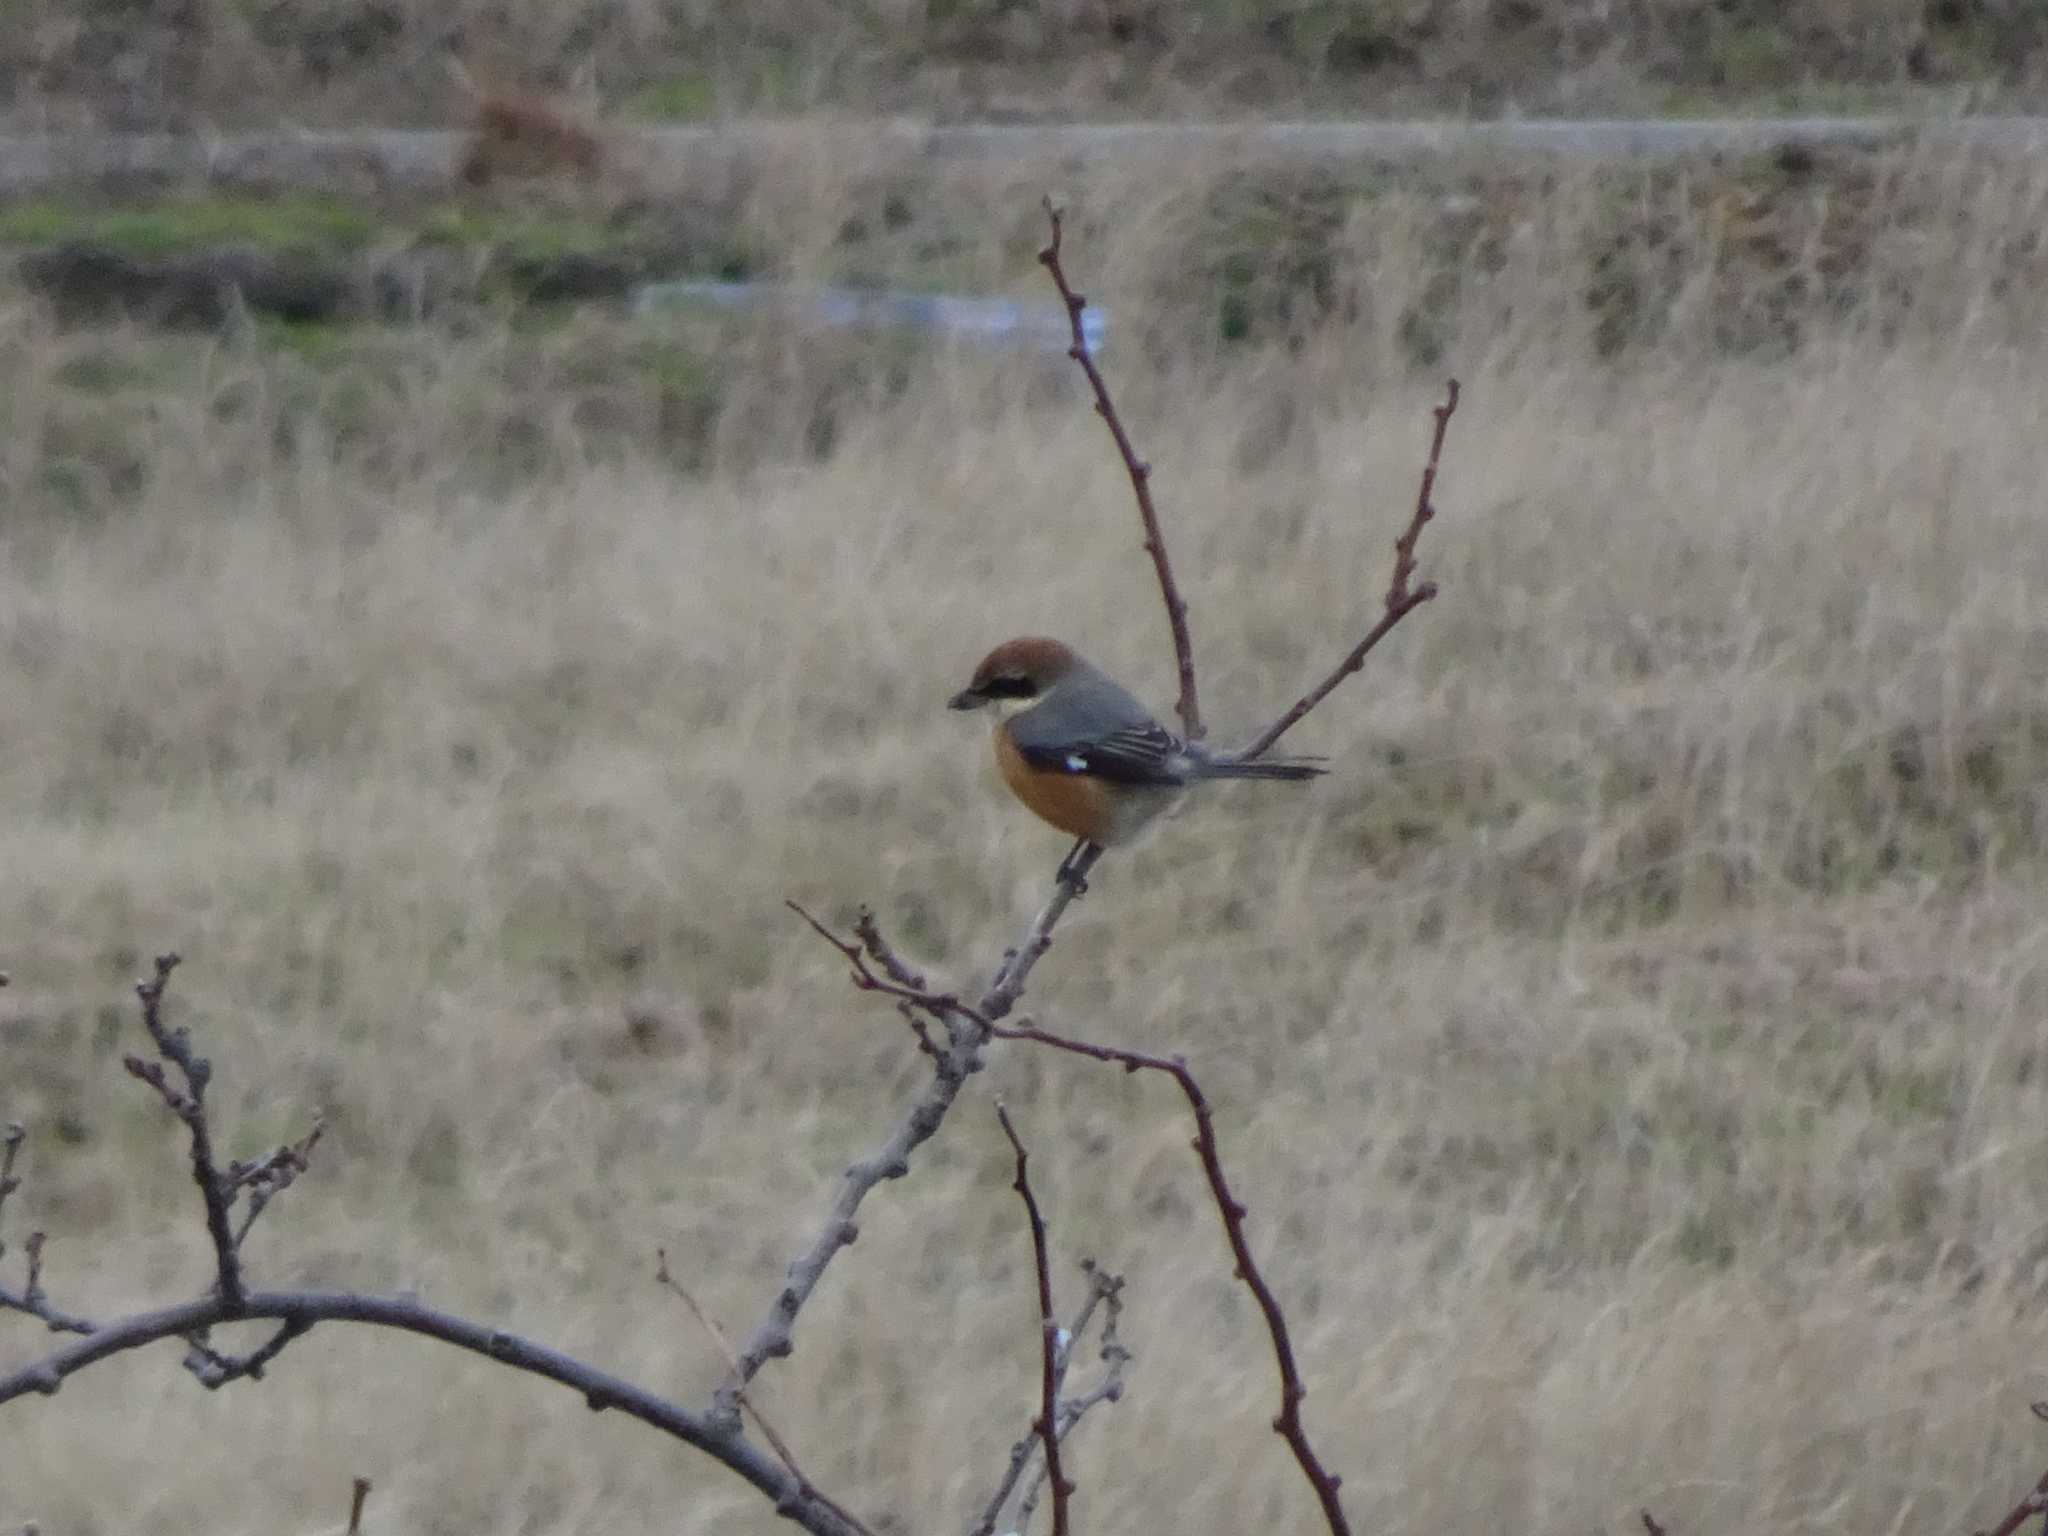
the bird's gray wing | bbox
[1009,675,1187,785]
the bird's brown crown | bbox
[949,636,1080,710]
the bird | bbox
[948,636,1325,862]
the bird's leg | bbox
[1056,838,1101,896]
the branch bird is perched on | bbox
[949,637,1325,858]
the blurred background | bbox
[3,6,2048,1535]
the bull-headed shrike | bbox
[949,636,1323,857]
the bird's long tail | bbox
[1191,754,1327,782]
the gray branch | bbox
[0,1288,867,1536]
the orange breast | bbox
[993,726,1115,843]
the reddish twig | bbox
[996,1104,1073,1536]
[1977,1402,2048,1536]
[971,1258,1130,1536]
[993,1021,1351,1536]
[1011,1262,1129,1535]
[656,1250,878,1536]
[1039,198,1203,741]
[1238,378,1461,763]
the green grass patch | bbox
[0,192,378,255]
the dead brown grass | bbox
[3,132,2048,1534]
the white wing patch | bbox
[1066,753,1089,772]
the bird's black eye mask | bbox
[979,674,1038,700]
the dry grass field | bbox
[4,134,2048,1534]
[3,0,2045,130]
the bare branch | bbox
[228,1123,325,1251]
[182,1316,311,1387]
[1641,1512,1669,1536]
[993,1021,1351,1536]
[853,906,927,992]
[712,869,1096,1427]
[657,1249,879,1536]
[347,1477,373,1536]
[0,1133,97,1336]
[1039,199,1202,741]
[123,953,244,1308]
[1975,1401,2048,1536]
[969,1260,1130,1536]
[0,1122,22,1245]
[996,1105,1073,1536]
[1237,378,1461,764]
[0,1288,866,1536]
[1010,1263,1130,1536]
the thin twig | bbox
[1976,1402,2048,1536]
[347,1477,373,1536]
[181,1316,311,1387]
[1011,1265,1130,1535]
[969,1260,1130,1536]
[993,1021,1351,1536]
[996,1105,1072,1536]
[1641,1512,1669,1536]
[853,906,927,992]
[1238,378,1461,763]
[0,1122,23,1252]
[123,953,244,1308]
[1039,198,1202,741]
[657,1249,879,1536]
[0,1132,97,1336]
[229,1123,325,1250]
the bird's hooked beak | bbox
[948,685,989,711]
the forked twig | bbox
[1010,1265,1129,1535]
[992,1021,1350,1536]
[122,953,244,1307]
[0,1130,98,1336]
[996,1104,1073,1536]
[1238,378,1460,763]
[1040,199,1202,741]
[2,959,868,1536]
[970,1259,1129,1536]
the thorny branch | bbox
[1238,377,1460,763]
[996,1105,1073,1536]
[1039,199,1203,742]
